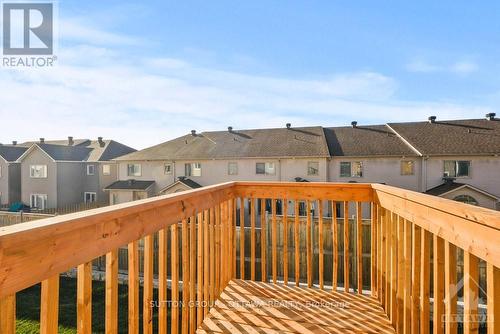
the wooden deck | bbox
[197,279,395,334]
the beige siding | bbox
[118,161,175,194]
[328,157,421,191]
[440,187,498,210]
[425,156,500,198]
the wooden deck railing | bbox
[0,182,498,334]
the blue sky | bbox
[1,1,499,148]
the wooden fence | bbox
[0,211,54,227]
[0,202,106,227]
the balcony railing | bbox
[0,182,498,334]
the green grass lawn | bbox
[16,277,163,334]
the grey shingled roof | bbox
[425,181,465,196]
[115,126,330,161]
[37,143,93,161]
[178,177,202,189]
[19,140,135,162]
[20,139,91,147]
[104,180,155,191]
[426,180,499,199]
[0,145,28,162]
[86,140,136,162]
[388,119,500,155]
[323,125,417,157]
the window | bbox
[164,163,173,175]
[0,166,2,177]
[30,194,47,210]
[340,161,363,177]
[102,164,111,175]
[127,164,142,177]
[228,162,238,175]
[30,165,47,178]
[256,162,275,175]
[401,161,415,176]
[87,165,95,176]
[185,163,202,177]
[453,195,478,206]
[444,161,470,177]
[307,161,319,176]
[298,201,307,216]
[84,192,97,203]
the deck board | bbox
[197,280,395,334]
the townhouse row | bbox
[1,115,499,212]
[0,137,135,210]
[108,115,500,211]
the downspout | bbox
[278,159,282,181]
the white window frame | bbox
[228,162,238,175]
[400,160,415,176]
[164,163,173,175]
[102,164,111,176]
[307,161,319,176]
[84,192,97,203]
[127,163,142,177]
[340,161,363,178]
[87,165,95,176]
[185,162,202,177]
[443,160,471,178]
[30,165,47,178]
[256,162,276,175]
[30,194,47,210]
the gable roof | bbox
[159,177,203,194]
[86,140,136,162]
[104,180,155,191]
[426,181,499,200]
[388,119,500,156]
[16,139,136,162]
[177,177,202,189]
[36,144,93,161]
[0,145,28,162]
[324,125,417,157]
[115,126,330,161]
[19,139,91,147]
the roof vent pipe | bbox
[12,141,17,146]
[228,126,233,132]
[286,123,291,129]
[428,116,437,123]
[486,112,496,121]
[39,138,45,144]
[351,121,358,128]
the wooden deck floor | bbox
[197,280,395,334]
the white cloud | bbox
[60,18,141,46]
[450,61,478,74]
[0,20,491,149]
[406,59,479,75]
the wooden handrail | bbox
[372,183,500,268]
[0,181,499,334]
[0,182,235,297]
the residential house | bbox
[109,115,500,211]
[387,116,500,209]
[17,137,135,210]
[0,143,28,206]
[108,126,330,216]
